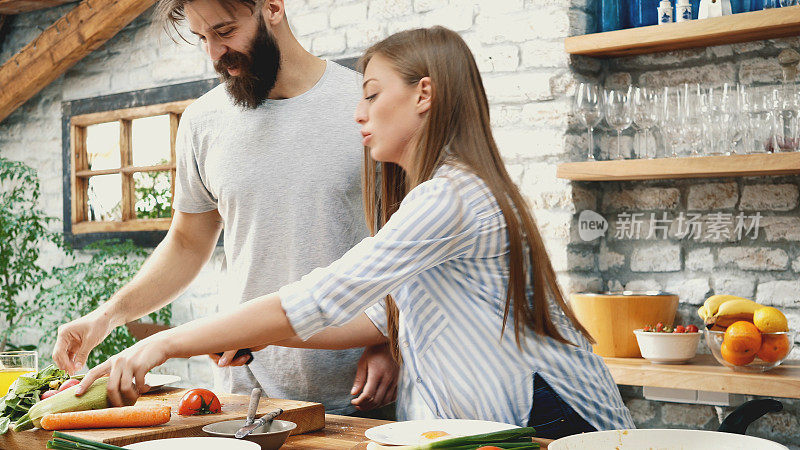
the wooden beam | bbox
[0,0,157,124]
[0,15,10,54]
[0,1,76,15]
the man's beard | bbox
[214,20,281,109]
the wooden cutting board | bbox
[0,387,325,449]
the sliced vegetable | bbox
[177,388,221,415]
[13,377,110,431]
[41,405,171,430]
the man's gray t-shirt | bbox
[173,61,368,414]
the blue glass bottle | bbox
[690,0,701,17]
[750,0,763,10]
[599,0,624,32]
[630,0,660,27]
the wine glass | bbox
[659,87,684,158]
[632,87,659,159]
[605,88,633,160]
[683,85,705,157]
[772,84,800,152]
[575,82,603,160]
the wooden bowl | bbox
[569,291,679,358]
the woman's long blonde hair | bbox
[359,27,593,362]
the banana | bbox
[704,298,762,329]
[710,313,755,329]
[714,298,762,317]
[703,294,749,317]
[698,305,708,321]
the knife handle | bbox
[246,388,262,424]
[215,348,254,365]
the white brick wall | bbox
[2,2,799,445]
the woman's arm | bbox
[273,313,387,350]
[75,292,295,406]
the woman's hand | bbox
[74,332,172,407]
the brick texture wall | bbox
[0,0,797,446]
[580,40,800,446]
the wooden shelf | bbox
[605,354,800,399]
[565,7,800,57]
[556,152,800,181]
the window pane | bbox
[134,171,172,219]
[86,174,122,221]
[85,122,120,170]
[132,115,171,167]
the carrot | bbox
[40,405,171,430]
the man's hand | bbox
[74,333,171,407]
[52,311,114,375]
[210,345,267,367]
[350,343,398,411]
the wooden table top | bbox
[284,414,388,449]
[604,354,800,399]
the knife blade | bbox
[234,408,283,439]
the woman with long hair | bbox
[76,26,633,438]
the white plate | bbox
[548,429,788,450]
[124,437,260,449]
[365,419,519,446]
[143,373,181,392]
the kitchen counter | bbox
[284,414,388,449]
[604,354,800,398]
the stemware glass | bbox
[772,84,800,152]
[574,83,604,160]
[751,87,775,153]
[683,85,705,157]
[605,88,633,160]
[660,87,684,158]
[632,87,659,159]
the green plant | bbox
[134,160,172,219]
[37,240,171,369]
[0,157,65,352]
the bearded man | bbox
[52,0,397,416]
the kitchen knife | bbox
[215,348,254,365]
[234,408,283,439]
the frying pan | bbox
[549,399,787,449]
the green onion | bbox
[46,432,127,450]
[410,427,538,449]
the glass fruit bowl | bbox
[705,329,796,373]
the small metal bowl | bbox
[202,419,296,450]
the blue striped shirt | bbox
[279,164,634,430]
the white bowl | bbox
[633,329,702,364]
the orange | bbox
[721,341,756,366]
[757,334,791,363]
[723,321,762,353]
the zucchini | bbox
[13,377,109,431]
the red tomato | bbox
[58,379,80,392]
[674,325,686,333]
[686,324,699,333]
[41,389,58,400]
[178,388,222,416]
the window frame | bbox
[61,79,218,248]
